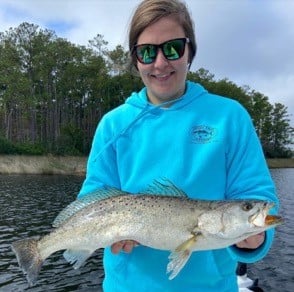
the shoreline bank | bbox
[0,155,86,175]
[0,155,293,175]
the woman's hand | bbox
[110,233,265,254]
[236,232,265,249]
[111,240,139,254]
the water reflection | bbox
[0,170,293,291]
[0,175,103,291]
[248,168,294,291]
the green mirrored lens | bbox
[135,38,188,64]
[163,40,184,60]
[137,45,157,64]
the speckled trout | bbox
[11,181,282,286]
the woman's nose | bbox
[153,49,169,68]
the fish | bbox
[11,180,283,286]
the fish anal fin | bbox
[63,249,93,269]
[167,232,201,280]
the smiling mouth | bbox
[151,72,174,80]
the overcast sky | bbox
[1,0,293,125]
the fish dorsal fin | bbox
[52,187,123,227]
[143,178,187,197]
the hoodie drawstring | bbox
[93,97,183,162]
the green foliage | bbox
[107,44,130,75]
[0,135,45,155]
[0,23,293,158]
[0,135,18,154]
[55,124,85,156]
[15,142,45,155]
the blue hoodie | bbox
[79,81,278,291]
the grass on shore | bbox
[0,155,293,175]
[267,158,294,169]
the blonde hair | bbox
[128,0,196,71]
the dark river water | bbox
[0,169,293,291]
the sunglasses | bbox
[133,38,190,64]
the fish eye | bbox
[242,202,253,212]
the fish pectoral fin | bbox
[167,233,200,280]
[63,249,93,269]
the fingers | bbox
[236,232,265,249]
[111,241,125,254]
[111,240,139,254]
[123,240,136,253]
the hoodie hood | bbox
[125,81,207,110]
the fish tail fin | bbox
[11,237,43,287]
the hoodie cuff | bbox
[227,229,275,263]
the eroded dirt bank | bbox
[0,155,293,175]
[0,155,86,175]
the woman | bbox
[78,0,278,291]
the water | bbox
[0,169,293,291]
[0,175,103,292]
[248,169,294,291]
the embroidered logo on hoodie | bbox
[191,125,217,144]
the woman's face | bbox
[136,16,190,105]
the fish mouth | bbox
[249,211,266,227]
[249,202,283,227]
[265,215,284,226]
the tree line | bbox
[0,23,293,157]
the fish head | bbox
[197,200,283,239]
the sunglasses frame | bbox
[132,37,190,64]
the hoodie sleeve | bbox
[78,115,121,198]
[224,102,278,263]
